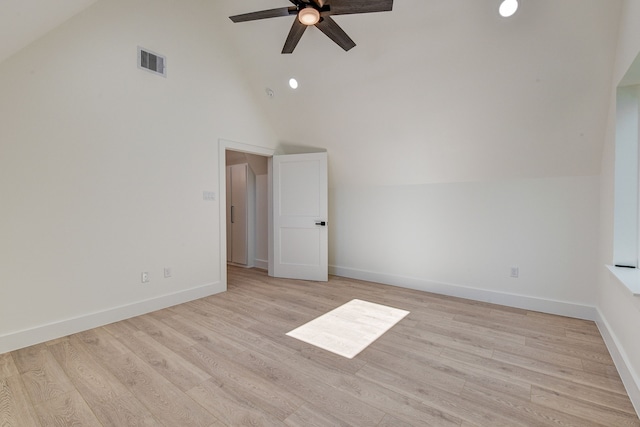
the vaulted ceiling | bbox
[0,0,623,185]
[0,0,97,63]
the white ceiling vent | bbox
[137,46,166,77]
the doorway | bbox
[218,139,329,288]
[225,149,270,269]
[218,140,275,289]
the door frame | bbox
[218,139,275,289]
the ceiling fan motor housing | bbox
[229,0,394,54]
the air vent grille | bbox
[137,47,166,77]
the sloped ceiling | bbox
[212,0,622,185]
[0,0,97,63]
[0,0,623,186]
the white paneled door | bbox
[272,152,328,281]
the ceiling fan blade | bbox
[315,16,356,51]
[310,0,326,7]
[229,7,296,23]
[282,19,308,54]
[328,0,393,15]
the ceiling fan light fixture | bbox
[298,7,320,26]
[499,0,518,17]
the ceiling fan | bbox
[229,0,393,54]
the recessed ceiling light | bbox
[289,78,299,89]
[499,0,518,17]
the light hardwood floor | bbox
[1,266,639,426]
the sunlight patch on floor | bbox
[286,299,410,359]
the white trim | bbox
[0,281,223,354]
[254,258,269,270]
[218,139,275,288]
[329,265,597,321]
[595,308,640,417]
[606,265,640,295]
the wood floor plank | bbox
[484,309,570,336]
[486,338,584,371]
[89,392,159,427]
[358,347,467,394]
[565,328,611,344]
[426,314,528,346]
[0,353,18,379]
[180,344,304,421]
[157,314,248,361]
[48,337,129,405]
[391,322,495,358]
[525,334,614,365]
[376,413,416,427]
[75,327,131,360]
[180,298,256,330]
[462,381,603,427]
[492,349,628,395]
[233,349,386,426]
[355,361,525,426]
[11,344,51,373]
[187,378,285,426]
[33,390,101,427]
[94,351,213,427]
[531,386,640,427]
[582,359,626,378]
[441,347,638,415]
[104,321,211,392]
[77,328,214,426]
[452,311,568,339]
[434,352,533,400]
[12,345,75,405]
[366,328,445,359]
[223,320,461,426]
[525,310,599,329]
[0,266,637,426]
[418,321,524,355]
[246,315,369,375]
[283,403,352,427]
[0,375,42,427]
[331,368,463,426]
[123,315,201,352]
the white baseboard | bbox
[329,265,597,320]
[329,265,639,417]
[595,309,640,417]
[254,258,268,270]
[0,281,224,354]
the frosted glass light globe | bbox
[298,8,320,25]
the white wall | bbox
[597,0,640,412]
[246,1,621,187]
[330,175,600,317]
[0,0,276,353]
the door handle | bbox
[315,221,326,226]
[231,206,235,224]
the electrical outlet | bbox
[164,267,172,278]
[141,272,149,283]
[510,267,519,278]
